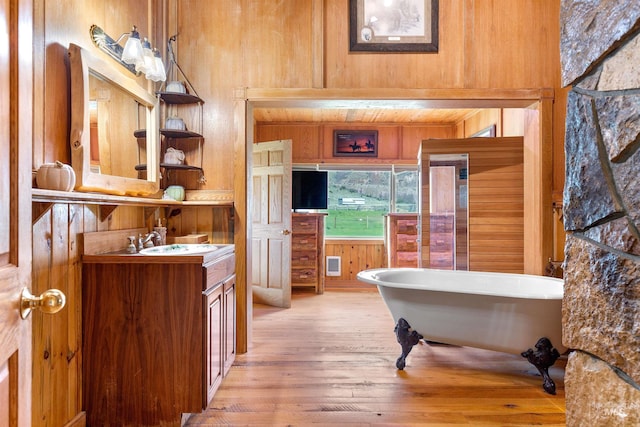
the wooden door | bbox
[0,0,33,425]
[251,140,292,307]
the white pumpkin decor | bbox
[36,161,76,191]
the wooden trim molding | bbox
[32,189,232,206]
[246,88,552,107]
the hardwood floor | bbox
[186,288,566,426]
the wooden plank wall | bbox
[468,146,524,272]
[255,112,525,165]
[167,206,235,244]
[256,123,457,164]
[324,240,385,290]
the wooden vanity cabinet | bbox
[82,247,235,426]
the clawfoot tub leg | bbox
[394,318,423,370]
[521,337,561,394]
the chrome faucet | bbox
[138,231,162,251]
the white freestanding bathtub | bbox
[356,268,566,394]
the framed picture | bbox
[349,0,439,53]
[333,130,378,157]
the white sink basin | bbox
[139,243,218,255]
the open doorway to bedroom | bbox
[233,88,555,352]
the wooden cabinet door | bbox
[223,275,236,376]
[0,0,33,425]
[83,262,203,425]
[205,283,223,406]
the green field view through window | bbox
[325,209,387,237]
[324,169,418,238]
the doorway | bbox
[234,88,555,353]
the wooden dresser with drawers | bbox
[291,213,326,293]
[385,213,420,268]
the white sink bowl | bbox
[139,243,218,256]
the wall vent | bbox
[326,256,341,276]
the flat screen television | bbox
[292,170,328,210]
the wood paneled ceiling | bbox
[248,88,546,125]
[253,107,480,124]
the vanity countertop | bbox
[82,243,234,265]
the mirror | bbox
[428,153,469,270]
[69,43,160,196]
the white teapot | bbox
[164,147,185,165]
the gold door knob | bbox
[282,229,291,235]
[20,288,66,320]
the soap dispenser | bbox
[154,218,167,246]
[126,236,137,253]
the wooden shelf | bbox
[157,91,204,105]
[32,188,232,206]
[32,188,174,206]
[157,90,205,187]
[135,164,204,173]
[159,129,203,139]
[137,129,204,139]
[32,188,233,222]
[161,164,203,172]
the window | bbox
[393,169,419,213]
[319,166,418,238]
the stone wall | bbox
[561,1,640,425]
